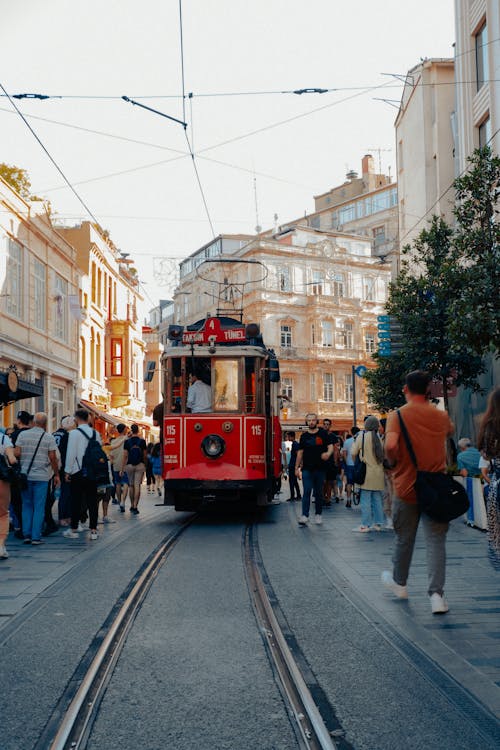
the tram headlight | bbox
[201,434,226,459]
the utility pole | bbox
[352,365,357,426]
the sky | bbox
[1,0,455,316]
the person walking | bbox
[351,417,386,532]
[0,430,18,559]
[124,424,147,514]
[478,386,500,570]
[342,426,360,508]
[151,442,163,497]
[9,410,32,538]
[286,432,301,502]
[63,409,101,540]
[110,424,129,513]
[382,370,454,614]
[145,443,156,494]
[15,413,60,545]
[295,413,333,526]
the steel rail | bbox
[243,524,338,750]
[48,519,193,750]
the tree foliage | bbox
[0,163,32,198]
[365,352,407,412]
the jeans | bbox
[22,480,49,541]
[288,461,301,499]
[302,469,325,517]
[392,496,449,596]
[360,489,385,527]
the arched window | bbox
[80,336,87,380]
[96,332,101,382]
[90,327,95,380]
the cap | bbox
[17,410,33,424]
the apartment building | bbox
[174,228,391,431]
[0,176,79,430]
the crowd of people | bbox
[281,374,500,613]
[0,408,161,558]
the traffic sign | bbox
[378,331,391,340]
[377,322,391,331]
[377,315,390,323]
[354,365,367,377]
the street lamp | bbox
[352,364,367,426]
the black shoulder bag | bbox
[353,432,367,486]
[396,410,469,523]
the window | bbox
[338,321,353,348]
[80,336,87,379]
[91,262,97,303]
[282,377,293,401]
[343,373,353,402]
[278,266,291,292]
[33,259,46,330]
[373,226,386,247]
[310,215,320,229]
[323,373,334,402]
[339,204,355,223]
[5,239,23,318]
[311,323,316,345]
[311,271,324,295]
[479,116,491,148]
[365,333,376,353]
[54,275,68,340]
[51,386,64,431]
[97,268,102,307]
[111,338,123,376]
[475,21,489,91]
[364,277,375,301]
[321,320,334,347]
[332,272,345,298]
[280,324,292,348]
[96,332,102,382]
[214,359,238,411]
[90,328,96,379]
[310,373,316,401]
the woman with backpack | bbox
[351,416,386,532]
[124,424,147,514]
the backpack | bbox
[77,428,110,484]
[127,437,143,466]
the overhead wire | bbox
[0,80,101,226]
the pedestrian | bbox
[52,416,75,527]
[9,410,33,538]
[124,424,147,514]
[63,409,101,540]
[321,419,340,505]
[351,416,386,532]
[0,430,18,559]
[457,438,481,477]
[342,426,360,508]
[382,370,454,614]
[295,413,333,526]
[151,442,163,497]
[14,413,60,545]
[286,432,302,502]
[146,443,156,494]
[109,423,129,513]
[477,386,500,570]
[379,417,394,529]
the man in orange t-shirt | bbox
[382,371,454,615]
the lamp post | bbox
[352,364,367,426]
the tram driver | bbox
[187,367,212,413]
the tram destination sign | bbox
[182,317,246,345]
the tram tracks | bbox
[38,513,345,750]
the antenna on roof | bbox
[366,147,392,175]
[253,173,262,233]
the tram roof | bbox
[162,344,270,358]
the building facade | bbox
[395,59,456,254]
[174,228,391,431]
[59,222,148,436]
[0,176,79,431]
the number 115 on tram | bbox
[160,316,282,511]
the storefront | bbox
[0,366,44,426]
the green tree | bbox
[365,352,407,412]
[0,163,32,198]
[367,217,485,413]
[451,146,500,356]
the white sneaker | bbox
[298,515,309,526]
[381,571,408,599]
[77,522,87,532]
[103,517,116,524]
[430,593,449,614]
[90,531,99,540]
[385,518,394,529]
[315,515,323,525]
[63,529,79,539]
[0,544,8,559]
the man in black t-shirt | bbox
[124,424,147,514]
[295,413,333,526]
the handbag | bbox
[353,432,367,486]
[396,410,469,523]
[0,435,17,483]
[17,431,45,491]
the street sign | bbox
[377,315,390,323]
[377,322,391,331]
[378,331,391,340]
[354,365,367,377]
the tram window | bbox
[244,357,257,413]
[169,357,183,413]
[214,359,239,411]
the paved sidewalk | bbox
[286,495,500,719]
[0,494,170,623]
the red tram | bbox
[161,315,282,510]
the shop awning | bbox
[79,400,125,427]
[0,369,44,409]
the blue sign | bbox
[377,322,391,331]
[377,315,390,323]
[378,332,391,340]
[355,365,367,377]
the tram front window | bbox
[214,359,239,411]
